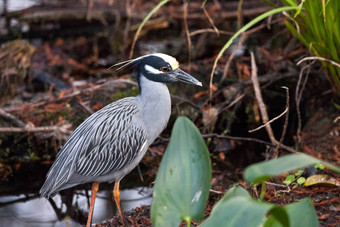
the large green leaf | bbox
[151,117,212,227]
[217,185,250,203]
[244,153,340,184]
[201,186,287,227]
[201,197,273,227]
[265,199,319,227]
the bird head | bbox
[113,53,202,86]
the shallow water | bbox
[0,187,153,226]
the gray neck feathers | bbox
[137,74,171,144]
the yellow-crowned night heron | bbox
[40,53,202,227]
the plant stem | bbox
[183,216,191,227]
[260,181,266,201]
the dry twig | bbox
[201,0,220,35]
[237,0,244,30]
[0,108,26,127]
[273,86,290,158]
[249,52,296,154]
[295,64,310,143]
[334,116,340,123]
[152,133,296,153]
[183,0,192,71]
[220,33,247,83]
[297,56,340,69]
[0,108,72,140]
[202,72,297,129]
[0,124,71,134]
[249,52,276,144]
[189,29,233,37]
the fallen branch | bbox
[0,107,72,140]
[3,78,137,112]
[0,124,71,133]
[152,133,297,153]
[0,108,27,127]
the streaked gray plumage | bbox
[40,79,171,197]
[40,98,149,197]
[40,53,201,226]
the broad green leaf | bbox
[218,185,250,202]
[207,186,250,215]
[244,153,340,184]
[265,199,319,227]
[264,206,289,227]
[201,195,275,227]
[151,117,211,227]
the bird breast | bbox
[138,75,171,144]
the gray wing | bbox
[40,97,147,197]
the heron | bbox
[40,53,202,226]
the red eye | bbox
[161,67,169,72]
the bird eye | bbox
[161,67,169,72]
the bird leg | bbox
[113,180,126,227]
[86,182,99,227]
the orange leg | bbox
[113,180,125,227]
[86,182,99,227]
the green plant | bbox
[129,0,170,58]
[281,0,340,96]
[208,6,297,97]
[150,117,340,226]
[244,153,340,184]
[151,117,212,227]
[284,169,304,185]
[201,186,318,227]
[314,163,325,170]
[283,169,306,185]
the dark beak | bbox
[172,68,202,86]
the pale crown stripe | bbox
[151,53,179,69]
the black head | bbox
[114,53,202,86]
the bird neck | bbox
[137,74,171,142]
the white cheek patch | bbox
[145,64,163,74]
